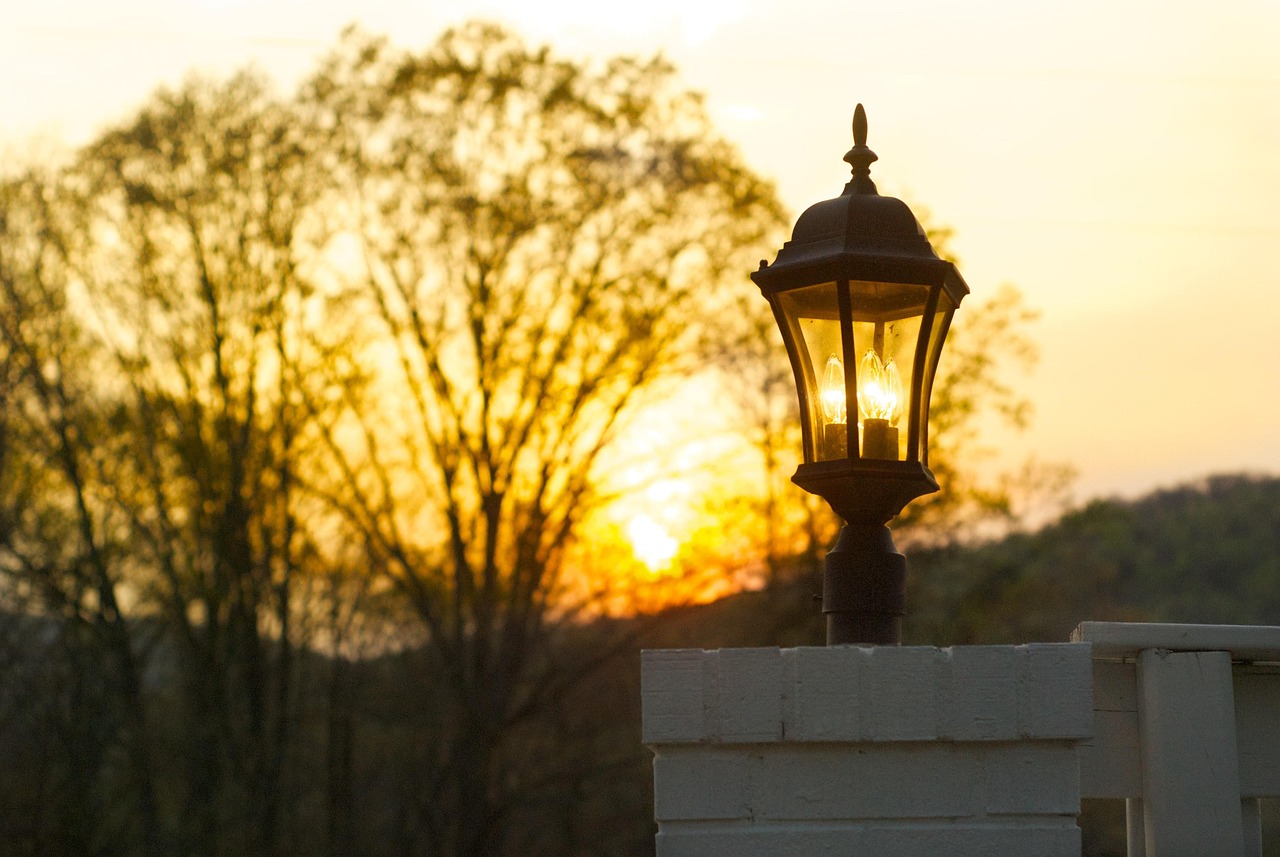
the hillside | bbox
[906,472,1280,645]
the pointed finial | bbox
[842,103,878,195]
[853,103,868,147]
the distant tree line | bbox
[906,472,1280,645]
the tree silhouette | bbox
[297,23,785,855]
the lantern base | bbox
[823,523,906,646]
[792,459,938,526]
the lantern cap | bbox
[752,104,969,305]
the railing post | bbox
[1241,799,1263,857]
[1125,798,1146,857]
[1136,649,1244,857]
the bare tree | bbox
[1,25,800,857]
[0,167,164,857]
[58,71,344,856]
[298,24,786,856]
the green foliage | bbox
[906,473,1280,645]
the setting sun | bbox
[626,514,679,573]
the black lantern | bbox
[752,105,968,645]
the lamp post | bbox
[752,104,969,646]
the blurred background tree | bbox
[294,23,784,856]
[1,21,785,857]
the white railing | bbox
[1074,622,1280,857]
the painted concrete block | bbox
[645,644,1093,857]
[864,646,941,740]
[1019,643,1093,739]
[785,646,865,741]
[943,645,1019,740]
[981,742,1081,815]
[652,748,754,821]
[754,744,981,820]
[655,742,1081,824]
[855,823,1080,857]
[642,649,711,743]
[716,648,785,742]
[643,643,1095,745]
[656,822,1081,857]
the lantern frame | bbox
[750,105,969,644]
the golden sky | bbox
[4,0,1279,506]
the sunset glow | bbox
[626,514,679,573]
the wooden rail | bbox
[1073,622,1280,857]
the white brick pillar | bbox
[642,644,1093,857]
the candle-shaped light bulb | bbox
[856,350,902,425]
[818,354,847,460]
[819,354,847,424]
[857,350,902,460]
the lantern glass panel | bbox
[915,291,957,467]
[775,281,845,463]
[847,280,931,462]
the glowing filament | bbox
[819,354,847,424]
[857,350,902,424]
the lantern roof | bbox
[753,105,970,305]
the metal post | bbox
[822,523,906,645]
